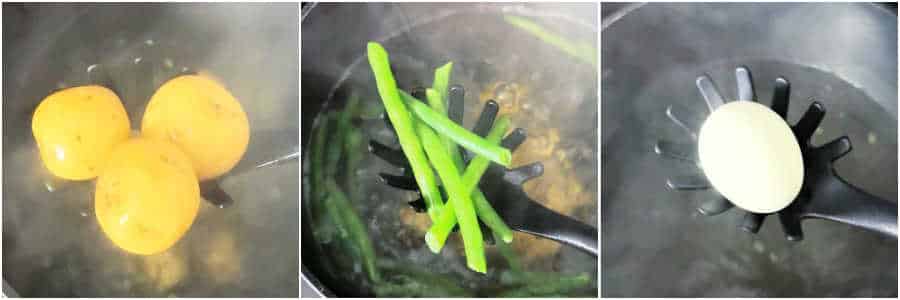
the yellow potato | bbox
[141,75,249,180]
[95,137,200,255]
[31,85,130,180]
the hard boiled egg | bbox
[697,101,804,213]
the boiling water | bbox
[303,9,598,297]
[3,5,299,297]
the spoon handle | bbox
[803,174,897,238]
[514,198,598,257]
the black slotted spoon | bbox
[369,85,598,256]
[657,66,897,240]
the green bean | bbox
[495,232,522,272]
[496,272,591,297]
[323,193,349,238]
[416,125,486,273]
[324,112,350,177]
[309,114,336,242]
[367,42,444,219]
[504,15,597,67]
[400,90,512,167]
[432,62,453,108]
[461,116,511,200]
[472,190,513,242]
[425,88,466,168]
[342,95,364,201]
[376,260,473,297]
[425,117,514,251]
[325,178,381,283]
[428,82,514,245]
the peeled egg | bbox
[95,137,200,255]
[697,101,804,214]
[141,75,249,180]
[31,85,131,180]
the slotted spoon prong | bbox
[665,104,702,140]
[770,77,791,119]
[735,66,755,101]
[793,101,826,143]
[654,140,698,163]
[665,175,710,190]
[378,173,417,190]
[410,86,427,100]
[740,213,766,234]
[200,181,234,208]
[448,84,465,125]
[380,112,395,135]
[778,212,804,241]
[504,162,544,185]
[818,136,853,161]
[409,196,427,213]
[472,100,499,136]
[697,197,734,216]
[368,140,410,169]
[501,128,527,151]
[696,74,726,112]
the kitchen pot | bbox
[2,3,299,297]
[302,2,597,297]
[601,3,897,297]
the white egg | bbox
[697,101,804,213]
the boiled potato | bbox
[141,75,249,180]
[31,85,130,180]
[95,137,200,255]
[698,101,804,213]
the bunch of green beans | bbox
[367,42,516,274]
[308,101,381,283]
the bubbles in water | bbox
[144,39,155,46]
[133,57,143,64]
[44,181,56,192]
[752,240,765,253]
[868,132,877,145]
[80,212,88,217]
[163,58,174,69]
[86,64,99,73]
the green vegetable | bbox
[497,272,592,297]
[416,125,486,273]
[325,111,348,178]
[309,114,336,242]
[495,231,522,272]
[504,15,597,67]
[425,117,513,252]
[375,260,472,297]
[343,95,364,201]
[325,178,381,283]
[367,42,444,219]
[401,90,512,167]
[323,193,349,239]
[432,62,453,108]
